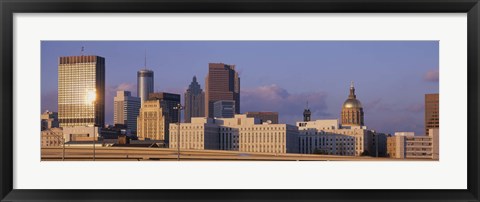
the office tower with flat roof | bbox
[425,93,439,136]
[245,111,279,124]
[205,63,240,118]
[184,76,205,123]
[137,100,168,141]
[137,69,154,104]
[114,90,141,133]
[148,92,181,123]
[213,100,236,118]
[58,55,105,127]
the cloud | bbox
[241,84,329,125]
[424,69,439,82]
[363,98,394,112]
[406,103,424,113]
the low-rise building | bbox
[387,129,439,160]
[41,110,59,130]
[62,126,100,142]
[298,130,355,156]
[297,119,374,156]
[41,128,64,147]
[169,117,220,150]
[169,114,299,154]
[245,112,279,124]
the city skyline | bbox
[41,41,439,135]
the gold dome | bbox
[343,98,363,109]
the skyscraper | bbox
[184,76,205,123]
[114,90,141,132]
[58,55,105,127]
[137,69,154,104]
[148,92,181,123]
[205,63,240,118]
[137,100,168,141]
[425,93,439,136]
[213,100,236,118]
[341,82,364,126]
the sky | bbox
[41,41,439,135]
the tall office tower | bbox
[58,55,105,127]
[137,100,168,141]
[246,112,279,124]
[148,92,181,123]
[137,69,154,104]
[341,82,364,126]
[184,76,205,123]
[205,63,240,118]
[425,93,439,136]
[213,100,236,118]
[114,91,141,132]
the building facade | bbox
[341,82,364,126]
[41,110,59,130]
[213,100,236,118]
[62,126,100,142]
[148,92,181,123]
[425,93,439,136]
[246,112,279,124]
[184,76,205,123]
[113,90,141,133]
[137,69,154,104]
[387,134,407,159]
[137,100,169,141]
[387,130,439,160]
[205,63,240,118]
[169,114,299,154]
[169,117,220,150]
[406,129,439,159]
[58,55,105,127]
[297,119,355,156]
[41,128,64,147]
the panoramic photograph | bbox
[40,41,439,161]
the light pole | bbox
[173,103,184,161]
[87,89,97,161]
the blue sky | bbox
[41,41,439,135]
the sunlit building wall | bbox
[58,55,105,127]
[137,100,168,141]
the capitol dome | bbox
[343,98,363,109]
[341,81,364,126]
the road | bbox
[41,146,430,161]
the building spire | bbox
[144,48,147,70]
[349,81,356,99]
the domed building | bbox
[341,82,364,126]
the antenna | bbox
[81,46,85,55]
[306,101,309,109]
[144,48,147,70]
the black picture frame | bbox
[1,0,479,201]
